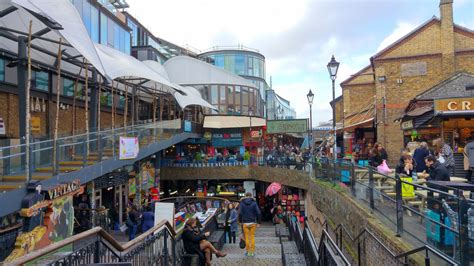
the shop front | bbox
[400,73,474,176]
[340,106,376,162]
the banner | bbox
[211,129,242,147]
[266,119,308,134]
[119,137,139,160]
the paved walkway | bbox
[213,224,284,266]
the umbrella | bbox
[265,182,282,197]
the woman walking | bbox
[227,203,238,244]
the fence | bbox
[314,158,470,265]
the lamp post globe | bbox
[328,55,339,162]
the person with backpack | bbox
[238,192,261,257]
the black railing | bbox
[8,220,183,266]
[286,214,350,266]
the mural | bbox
[5,181,82,262]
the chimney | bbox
[440,0,455,75]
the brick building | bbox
[340,0,474,164]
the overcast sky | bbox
[126,0,474,126]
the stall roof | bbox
[203,115,266,129]
[1,0,108,78]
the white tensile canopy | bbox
[0,0,108,78]
[163,56,257,89]
[203,115,266,129]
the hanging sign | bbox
[119,137,139,160]
[31,117,41,132]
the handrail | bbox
[320,228,351,265]
[308,214,458,265]
[10,219,177,265]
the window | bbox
[100,13,108,45]
[73,0,83,17]
[224,55,234,73]
[247,56,253,76]
[0,58,4,81]
[242,87,249,106]
[202,85,209,101]
[219,85,226,105]
[63,78,74,96]
[235,86,241,114]
[119,28,125,52]
[82,0,91,36]
[107,17,114,46]
[227,86,234,114]
[210,85,218,105]
[90,5,99,43]
[128,20,138,46]
[33,71,48,91]
[100,91,109,105]
[114,23,120,50]
[119,95,125,108]
[124,31,131,55]
[214,55,224,68]
[235,54,245,75]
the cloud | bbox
[376,22,418,52]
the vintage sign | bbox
[119,137,139,160]
[401,120,414,130]
[435,98,474,111]
[266,119,308,134]
[47,180,81,200]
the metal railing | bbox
[313,158,470,265]
[286,214,350,266]
[8,219,182,266]
[0,119,184,183]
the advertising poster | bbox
[119,137,139,160]
[138,161,155,191]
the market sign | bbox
[250,130,261,138]
[434,98,474,111]
[47,180,81,200]
[266,119,308,134]
[401,120,414,130]
[119,137,139,160]
[211,129,242,147]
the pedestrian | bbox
[182,218,227,266]
[413,142,430,173]
[464,135,474,182]
[238,192,261,257]
[126,205,140,241]
[433,138,455,176]
[227,203,238,244]
[369,142,388,167]
[141,205,154,233]
[424,155,450,181]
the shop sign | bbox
[0,117,6,135]
[30,97,46,113]
[435,98,474,111]
[266,119,308,134]
[401,120,414,130]
[250,130,261,138]
[119,137,139,160]
[204,132,212,140]
[31,117,41,132]
[47,180,81,200]
[211,129,242,147]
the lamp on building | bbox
[307,89,314,153]
[327,55,340,162]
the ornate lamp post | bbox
[327,55,340,162]
[307,89,314,153]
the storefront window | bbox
[0,58,4,81]
[119,95,125,108]
[63,78,74,96]
[33,71,48,91]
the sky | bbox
[126,0,474,126]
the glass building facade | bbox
[73,0,131,55]
[0,58,4,82]
[266,90,296,120]
[198,49,268,117]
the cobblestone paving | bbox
[213,225,283,266]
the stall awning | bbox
[340,106,375,131]
[203,115,266,129]
[435,110,474,118]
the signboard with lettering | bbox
[401,120,414,130]
[266,119,308,134]
[119,137,139,160]
[250,130,261,138]
[434,98,474,111]
[31,117,41,132]
[211,129,242,147]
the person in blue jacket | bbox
[238,192,261,257]
[141,205,154,232]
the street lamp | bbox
[307,89,314,153]
[327,55,340,162]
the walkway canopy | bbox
[0,0,108,78]
[163,56,257,89]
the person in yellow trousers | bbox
[238,192,261,257]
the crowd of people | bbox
[174,148,251,164]
[264,144,311,169]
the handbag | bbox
[239,225,246,249]
[438,155,446,164]
[376,160,392,175]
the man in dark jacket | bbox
[238,192,261,257]
[425,155,450,181]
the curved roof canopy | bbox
[0,0,108,78]
[174,86,216,110]
[164,56,257,89]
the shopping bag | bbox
[239,225,246,249]
[376,160,392,175]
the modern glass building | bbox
[72,0,131,55]
[198,47,267,117]
[266,89,296,120]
